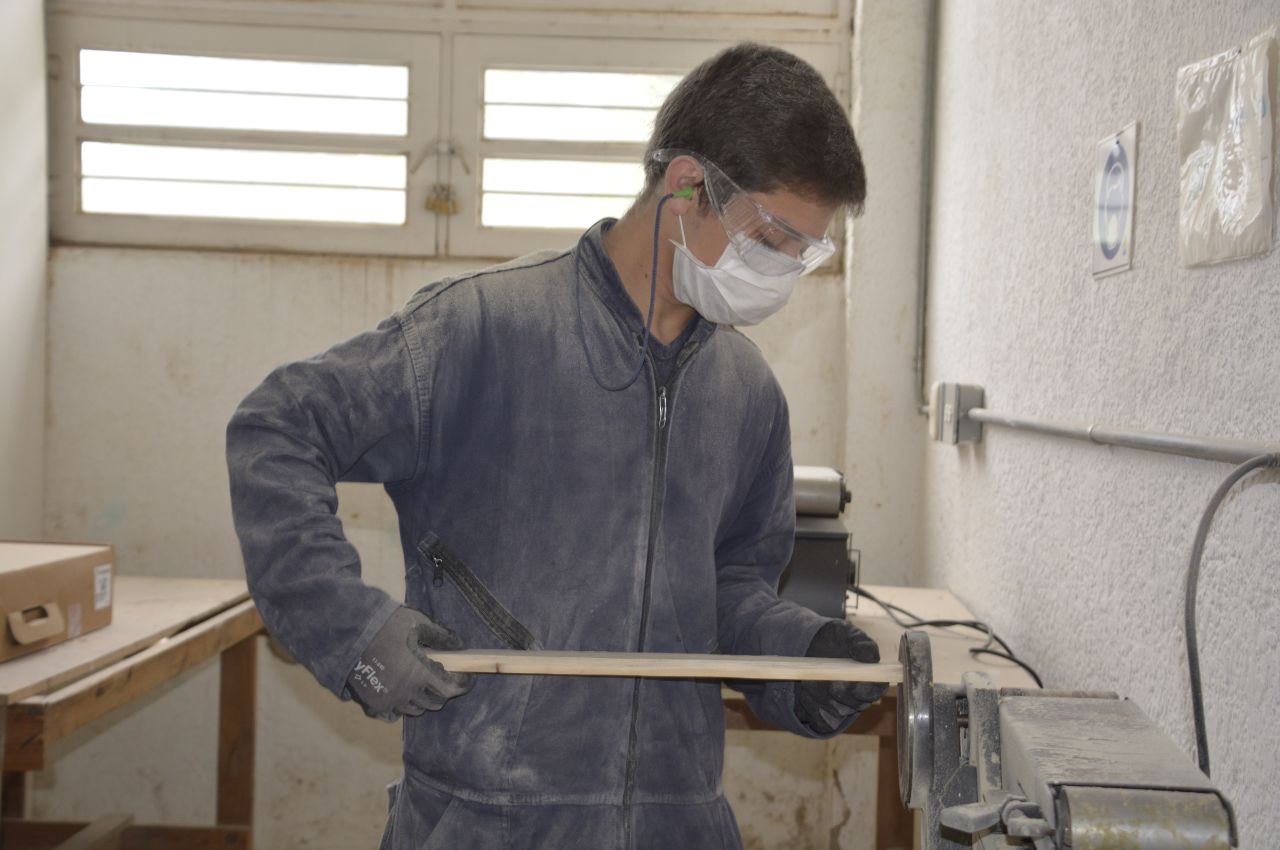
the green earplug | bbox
[672,187,694,200]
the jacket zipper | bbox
[418,536,541,651]
[621,341,699,849]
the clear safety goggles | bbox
[651,148,836,276]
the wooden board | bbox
[428,649,902,683]
[0,577,249,704]
[424,582,1035,688]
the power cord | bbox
[850,585,1044,688]
[1185,452,1280,778]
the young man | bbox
[227,42,885,849]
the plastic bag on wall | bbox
[1176,26,1276,267]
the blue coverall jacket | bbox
[226,219,840,849]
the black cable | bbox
[1185,452,1279,778]
[573,191,674,392]
[853,586,1010,653]
[851,585,1043,687]
[969,648,1044,689]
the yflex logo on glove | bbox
[353,657,390,694]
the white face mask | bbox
[671,216,799,326]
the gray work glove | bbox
[794,620,888,734]
[347,606,473,721]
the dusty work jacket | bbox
[225,219,839,850]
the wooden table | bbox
[1,576,263,850]
[723,583,1039,850]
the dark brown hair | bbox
[643,43,866,214]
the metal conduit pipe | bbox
[913,0,941,416]
[965,407,1280,466]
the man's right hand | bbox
[347,606,473,721]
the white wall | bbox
[38,247,455,848]
[0,0,47,537]
[843,0,930,585]
[743,270,848,467]
[37,246,865,849]
[922,3,1280,847]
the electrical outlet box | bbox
[929,382,985,444]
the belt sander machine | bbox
[787,466,1235,849]
[896,630,1236,850]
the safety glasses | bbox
[650,148,836,276]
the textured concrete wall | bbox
[38,245,866,848]
[0,0,47,537]
[742,270,847,467]
[923,3,1280,847]
[844,0,930,585]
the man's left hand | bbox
[794,620,889,734]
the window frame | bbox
[455,0,839,17]
[45,1,853,261]
[47,16,443,256]
[446,34,843,259]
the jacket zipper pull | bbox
[431,555,444,588]
[658,386,668,429]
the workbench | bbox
[723,584,1039,850]
[2,579,1030,850]
[1,576,262,850]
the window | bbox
[47,5,848,259]
[446,35,840,258]
[476,68,677,231]
[49,18,440,255]
[77,46,412,225]
[80,142,408,225]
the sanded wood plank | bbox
[7,602,263,769]
[427,649,902,682]
[0,577,250,704]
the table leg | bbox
[0,772,23,820]
[0,702,22,826]
[875,735,913,850]
[0,703,5,822]
[217,636,256,844]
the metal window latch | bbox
[410,139,472,176]
[426,183,459,215]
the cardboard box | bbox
[0,542,115,664]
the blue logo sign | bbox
[1098,142,1130,260]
